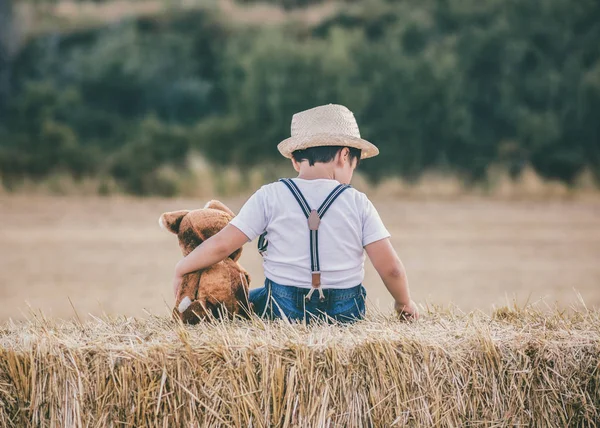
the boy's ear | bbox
[291,157,301,173]
[159,210,190,234]
[341,147,351,165]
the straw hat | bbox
[277,104,379,159]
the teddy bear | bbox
[159,200,251,324]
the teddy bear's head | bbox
[159,200,242,261]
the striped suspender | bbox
[257,231,268,254]
[279,178,351,301]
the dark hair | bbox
[291,146,362,167]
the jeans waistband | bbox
[265,278,364,302]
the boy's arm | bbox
[364,237,418,319]
[174,224,249,278]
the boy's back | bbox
[229,178,390,289]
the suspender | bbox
[257,178,351,301]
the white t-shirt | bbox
[229,178,391,289]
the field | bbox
[0,194,599,321]
[1,194,600,426]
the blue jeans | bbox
[249,278,367,324]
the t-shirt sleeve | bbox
[229,187,268,242]
[361,194,391,247]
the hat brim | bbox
[277,133,379,160]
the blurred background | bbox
[0,0,599,320]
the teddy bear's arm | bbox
[175,270,202,314]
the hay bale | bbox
[1,306,599,427]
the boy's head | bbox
[291,146,361,184]
[277,104,379,180]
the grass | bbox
[3,154,599,201]
[1,302,599,426]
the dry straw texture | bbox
[1,304,599,427]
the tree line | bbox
[0,0,599,195]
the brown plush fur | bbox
[159,200,251,324]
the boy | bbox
[172,104,419,323]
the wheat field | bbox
[1,194,600,426]
[0,194,598,321]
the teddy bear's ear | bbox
[159,210,190,234]
[204,200,235,217]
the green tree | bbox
[110,116,191,195]
[0,82,96,186]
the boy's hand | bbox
[365,238,417,321]
[172,273,183,299]
[394,300,419,321]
